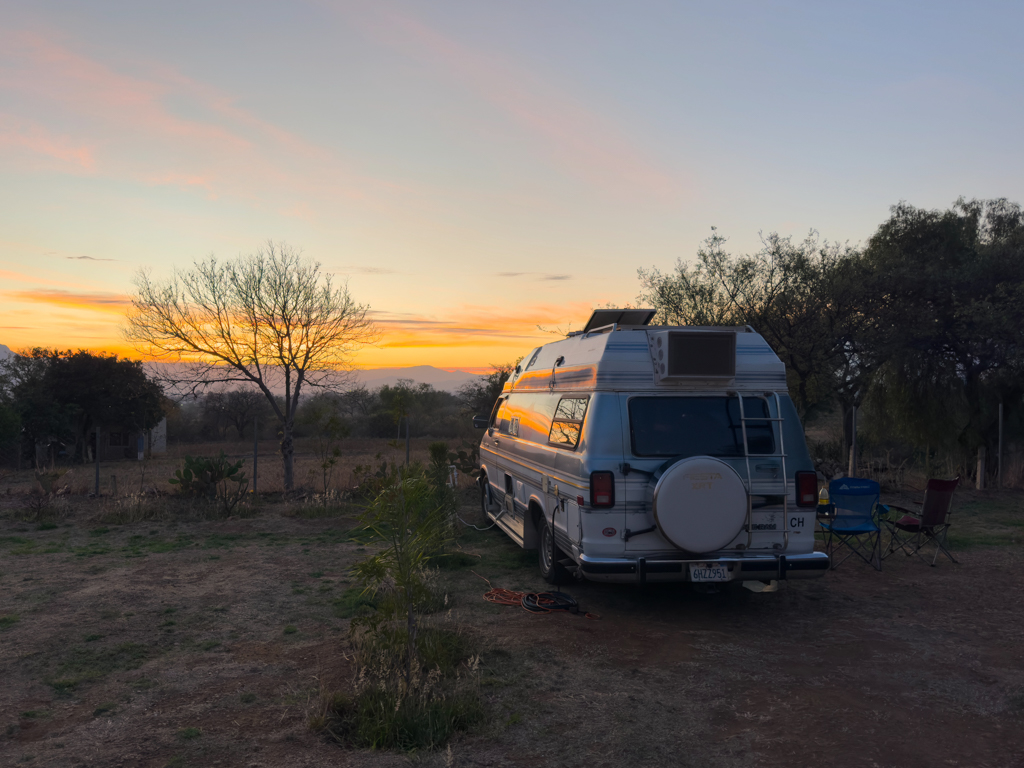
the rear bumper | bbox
[578,551,830,584]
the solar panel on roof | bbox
[582,308,655,332]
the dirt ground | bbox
[2,482,1023,768]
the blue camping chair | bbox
[821,478,882,571]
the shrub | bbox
[351,461,455,684]
[325,683,484,750]
[317,454,485,750]
[169,452,248,515]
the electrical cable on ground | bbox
[472,571,600,619]
[456,512,497,531]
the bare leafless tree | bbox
[124,242,378,490]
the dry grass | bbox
[2,489,1024,766]
[0,437,476,499]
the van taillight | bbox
[590,471,615,508]
[795,471,817,507]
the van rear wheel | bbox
[539,517,569,585]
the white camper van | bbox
[475,309,828,586]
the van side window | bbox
[547,397,588,449]
[488,397,505,429]
[495,399,512,434]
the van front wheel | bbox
[539,517,569,585]
[480,474,497,518]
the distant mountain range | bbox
[0,344,481,394]
[350,365,482,393]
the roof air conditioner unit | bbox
[646,330,736,384]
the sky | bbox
[2,0,1023,370]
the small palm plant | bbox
[351,449,456,687]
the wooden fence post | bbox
[977,446,986,491]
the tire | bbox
[480,474,497,518]
[539,516,570,585]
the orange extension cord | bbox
[472,572,600,619]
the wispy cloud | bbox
[0,29,401,212]
[66,255,115,262]
[371,302,592,350]
[5,289,129,315]
[0,115,95,170]
[497,271,572,281]
[344,265,402,275]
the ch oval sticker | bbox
[602,527,617,537]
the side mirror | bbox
[472,416,489,429]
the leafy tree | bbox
[0,401,21,465]
[458,360,518,419]
[219,388,273,439]
[637,199,1024,476]
[0,349,164,464]
[199,388,275,440]
[124,241,378,490]
[859,198,1024,458]
[638,229,865,421]
[297,391,350,494]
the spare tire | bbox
[652,456,748,553]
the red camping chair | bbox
[881,477,960,566]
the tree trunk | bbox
[281,424,294,491]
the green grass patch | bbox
[177,727,201,740]
[294,502,353,519]
[200,640,220,651]
[324,685,484,750]
[48,642,152,691]
[89,528,110,537]
[10,541,40,555]
[486,547,537,571]
[240,692,257,704]
[945,495,1024,549]
[72,543,111,558]
[19,711,48,720]
[417,627,474,673]
[283,625,298,635]
[37,521,58,531]
[332,587,377,619]
[0,614,20,630]
[84,634,104,642]
[431,551,479,570]
[339,525,378,545]
[202,533,245,549]
[93,702,117,717]
[121,535,196,558]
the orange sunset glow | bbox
[3,3,1022,373]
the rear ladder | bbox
[735,391,790,551]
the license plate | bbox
[689,563,732,582]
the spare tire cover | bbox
[652,456,747,553]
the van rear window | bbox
[628,397,774,458]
